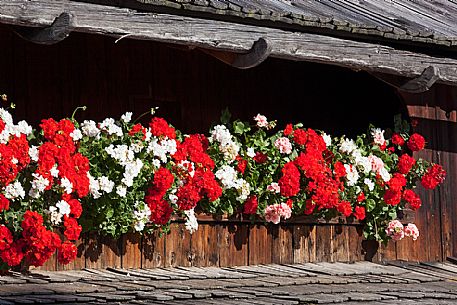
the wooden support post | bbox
[201,37,271,69]
[371,66,440,93]
[12,12,73,44]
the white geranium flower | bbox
[70,129,83,141]
[246,147,256,158]
[81,120,100,138]
[121,112,133,123]
[322,133,332,147]
[56,200,71,217]
[4,181,25,199]
[364,178,375,191]
[60,177,73,194]
[99,176,115,193]
[48,206,63,225]
[29,145,39,162]
[344,164,359,186]
[116,185,127,198]
[184,209,198,234]
[215,165,238,189]
[339,138,357,154]
[210,125,232,145]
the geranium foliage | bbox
[0,94,446,270]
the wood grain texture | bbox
[248,224,272,265]
[271,225,294,264]
[190,224,219,267]
[218,224,249,267]
[164,223,192,267]
[142,231,165,268]
[1,0,457,84]
[121,233,142,269]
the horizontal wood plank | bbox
[1,0,457,84]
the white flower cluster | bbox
[88,174,115,199]
[184,209,198,234]
[132,201,151,232]
[147,138,177,163]
[28,173,50,199]
[99,118,123,137]
[0,108,33,144]
[4,181,25,200]
[338,136,392,190]
[215,165,250,202]
[81,120,101,139]
[60,177,73,194]
[210,125,239,162]
[48,200,71,225]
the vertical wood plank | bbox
[315,225,332,262]
[218,224,249,267]
[293,225,316,263]
[272,225,293,264]
[85,233,121,269]
[347,226,363,262]
[142,231,165,268]
[121,233,142,269]
[190,224,219,267]
[248,224,272,265]
[332,225,349,262]
[164,224,191,267]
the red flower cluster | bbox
[0,134,30,187]
[337,200,352,217]
[145,167,174,225]
[384,173,407,205]
[403,189,421,210]
[407,133,425,152]
[38,119,90,198]
[279,127,343,215]
[236,155,247,174]
[58,241,77,265]
[253,152,268,164]
[243,195,258,214]
[353,206,366,220]
[172,134,222,211]
[278,162,300,197]
[149,117,176,139]
[397,154,416,174]
[129,123,147,140]
[0,194,9,211]
[421,164,446,189]
[391,133,405,146]
[0,211,63,267]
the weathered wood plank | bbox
[315,225,332,262]
[85,233,121,269]
[164,223,192,267]
[347,226,363,262]
[332,225,349,262]
[218,224,249,267]
[190,224,219,267]
[248,224,272,265]
[1,0,457,84]
[142,231,165,268]
[121,233,142,269]
[271,225,294,264]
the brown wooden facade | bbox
[0,25,455,270]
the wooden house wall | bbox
[0,26,454,270]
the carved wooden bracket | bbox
[12,12,73,45]
[201,37,272,69]
[371,66,441,93]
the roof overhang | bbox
[1,0,457,87]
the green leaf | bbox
[366,199,376,212]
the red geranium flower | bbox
[243,196,258,214]
[353,206,366,220]
[407,133,425,151]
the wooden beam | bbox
[11,12,73,45]
[371,66,442,93]
[400,66,440,93]
[200,38,271,69]
[1,0,457,84]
